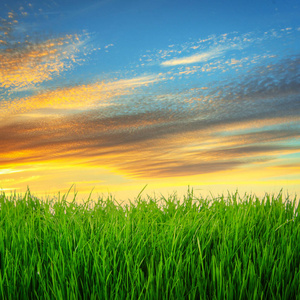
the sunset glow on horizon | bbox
[1,0,299,201]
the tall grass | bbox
[0,188,299,299]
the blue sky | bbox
[0,0,299,199]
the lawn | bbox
[0,188,299,299]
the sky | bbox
[0,0,300,201]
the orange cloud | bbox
[0,9,91,97]
[0,74,162,118]
[0,34,85,91]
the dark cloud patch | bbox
[198,144,300,160]
[118,161,245,178]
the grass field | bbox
[0,188,299,299]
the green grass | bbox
[0,188,299,299]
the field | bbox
[0,188,299,299]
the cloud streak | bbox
[161,46,224,66]
[0,74,163,119]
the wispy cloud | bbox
[0,35,86,90]
[141,29,299,76]
[0,168,24,175]
[0,12,89,95]
[0,74,163,119]
[161,46,224,66]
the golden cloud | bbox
[0,74,162,118]
[0,34,84,90]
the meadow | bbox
[0,188,299,299]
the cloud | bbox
[0,34,87,91]
[142,28,300,78]
[161,47,224,66]
[0,168,24,175]
[0,12,88,94]
[0,74,162,118]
